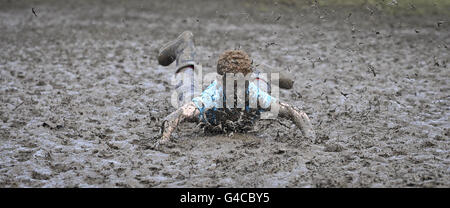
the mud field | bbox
[0,0,449,187]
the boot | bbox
[157,31,196,72]
[256,63,294,90]
[277,70,294,89]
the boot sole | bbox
[158,31,193,66]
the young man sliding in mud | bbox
[154,31,315,147]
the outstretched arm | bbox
[156,80,221,147]
[248,81,315,140]
[158,101,200,145]
[278,102,316,140]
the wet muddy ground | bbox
[0,0,449,187]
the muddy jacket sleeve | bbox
[192,80,223,116]
[247,81,277,110]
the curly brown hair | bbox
[217,50,253,76]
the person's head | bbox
[217,50,253,76]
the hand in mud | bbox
[154,102,199,149]
[278,102,316,141]
[151,120,172,149]
[151,138,167,150]
[303,128,317,143]
[151,135,176,150]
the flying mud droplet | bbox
[367,64,377,77]
[32,8,38,17]
[274,15,281,22]
[340,91,350,98]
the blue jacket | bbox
[192,80,276,122]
